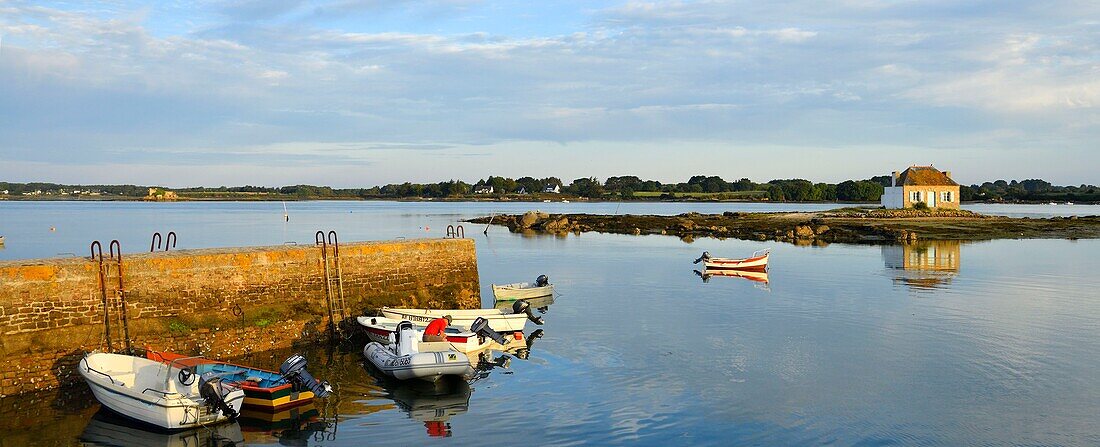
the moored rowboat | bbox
[695,249,770,271]
[78,352,245,430]
[145,350,329,411]
[492,275,553,302]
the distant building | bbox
[474,186,494,194]
[881,166,960,209]
[516,187,528,195]
[542,184,560,194]
[145,187,179,201]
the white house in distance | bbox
[542,184,561,194]
[880,166,960,209]
[474,185,494,194]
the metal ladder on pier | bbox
[316,231,347,336]
[90,240,132,354]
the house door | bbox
[926,191,936,207]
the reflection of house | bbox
[880,166,960,209]
[542,185,560,194]
[882,240,961,289]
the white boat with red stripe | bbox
[694,249,770,271]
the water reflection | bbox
[80,410,243,446]
[358,328,545,439]
[882,240,962,290]
[694,268,771,290]
[238,405,330,446]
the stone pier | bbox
[0,238,480,396]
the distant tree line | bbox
[3,177,1096,203]
[961,180,1099,202]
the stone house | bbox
[880,166,960,209]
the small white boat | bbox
[492,275,553,302]
[78,353,245,430]
[0,235,5,245]
[356,316,492,353]
[363,321,475,381]
[381,300,542,333]
[694,249,770,271]
[561,199,570,203]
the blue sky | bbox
[1,0,1097,187]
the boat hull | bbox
[491,283,554,301]
[363,342,473,382]
[79,354,245,430]
[381,308,529,332]
[703,253,769,270]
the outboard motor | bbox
[512,299,543,325]
[470,317,509,345]
[395,320,419,356]
[535,274,549,287]
[199,372,238,420]
[280,354,332,398]
[693,251,711,265]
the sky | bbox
[0,0,1097,188]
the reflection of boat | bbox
[78,352,245,430]
[390,377,472,438]
[364,321,475,381]
[80,409,244,447]
[492,275,554,302]
[382,299,542,332]
[238,404,320,432]
[694,249,770,270]
[694,269,770,289]
[145,350,330,411]
[356,316,492,353]
[882,240,961,290]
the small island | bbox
[468,208,1100,244]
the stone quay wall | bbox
[0,238,480,397]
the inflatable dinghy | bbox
[364,321,475,381]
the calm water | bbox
[1,201,1099,446]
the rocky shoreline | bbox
[467,208,1100,244]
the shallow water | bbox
[1,202,1098,446]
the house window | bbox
[910,191,921,203]
[941,191,952,202]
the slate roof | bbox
[897,166,958,186]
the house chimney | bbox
[891,171,899,187]
[943,171,951,179]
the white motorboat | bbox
[694,249,770,271]
[381,300,542,333]
[356,316,492,353]
[78,352,245,430]
[492,275,553,302]
[363,321,475,381]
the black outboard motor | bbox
[693,251,711,264]
[470,317,509,345]
[199,372,238,420]
[280,354,332,398]
[512,299,543,325]
[535,274,549,287]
